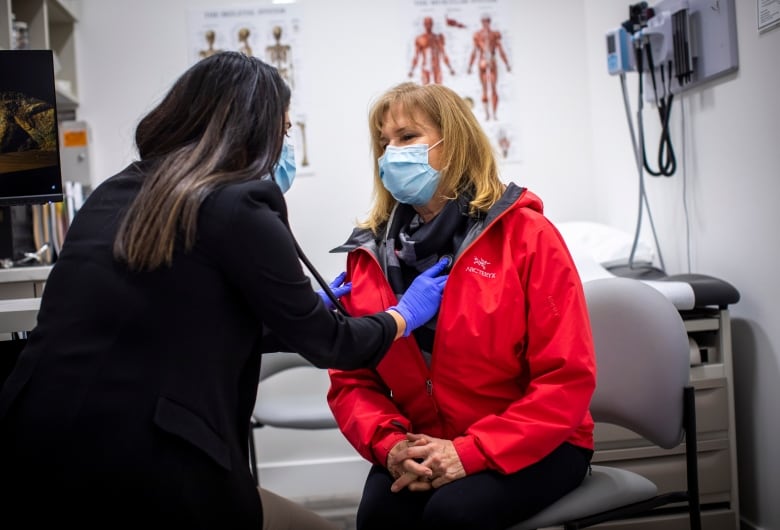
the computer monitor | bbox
[0,49,63,206]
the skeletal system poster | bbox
[188,4,314,175]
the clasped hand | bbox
[386,433,466,493]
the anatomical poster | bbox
[402,0,520,163]
[187,4,314,175]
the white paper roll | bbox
[688,336,702,366]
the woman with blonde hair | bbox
[328,81,596,529]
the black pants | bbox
[356,442,592,530]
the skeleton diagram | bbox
[199,30,221,59]
[266,26,293,89]
[237,27,253,56]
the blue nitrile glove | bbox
[388,257,450,337]
[318,271,352,310]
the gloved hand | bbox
[389,257,450,337]
[318,271,352,310]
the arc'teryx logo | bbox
[473,257,490,269]
[465,256,497,279]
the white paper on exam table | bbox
[567,243,696,311]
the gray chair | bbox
[248,351,337,485]
[509,277,701,530]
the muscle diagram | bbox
[409,16,455,85]
[467,15,511,121]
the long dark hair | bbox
[114,52,291,270]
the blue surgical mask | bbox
[273,142,296,194]
[378,139,443,206]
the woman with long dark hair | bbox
[0,53,447,528]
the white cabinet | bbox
[0,0,78,112]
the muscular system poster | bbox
[403,0,520,163]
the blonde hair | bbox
[361,82,504,233]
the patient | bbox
[327,81,597,529]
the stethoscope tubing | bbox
[292,238,351,316]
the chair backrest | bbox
[252,351,336,429]
[259,351,315,381]
[584,277,690,449]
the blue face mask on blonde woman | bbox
[378,138,444,205]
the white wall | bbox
[69,0,779,528]
[72,0,597,280]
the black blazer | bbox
[0,163,395,527]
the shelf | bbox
[46,0,75,24]
[55,81,77,110]
[684,317,721,333]
[0,264,51,284]
[1,0,79,108]
[691,363,726,381]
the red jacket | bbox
[328,185,596,475]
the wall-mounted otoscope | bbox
[605,0,738,97]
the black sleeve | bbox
[203,181,396,369]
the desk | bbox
[0,266,51,298]
[0,298,41,334]
[0,266,50,385]
[0,265,51,386]
[0,265,51,337]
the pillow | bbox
[555,221,656,265]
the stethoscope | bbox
[292,238,351,317]
[291,207,456,320]
[265,166,351,316]
[296,237,453,321]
